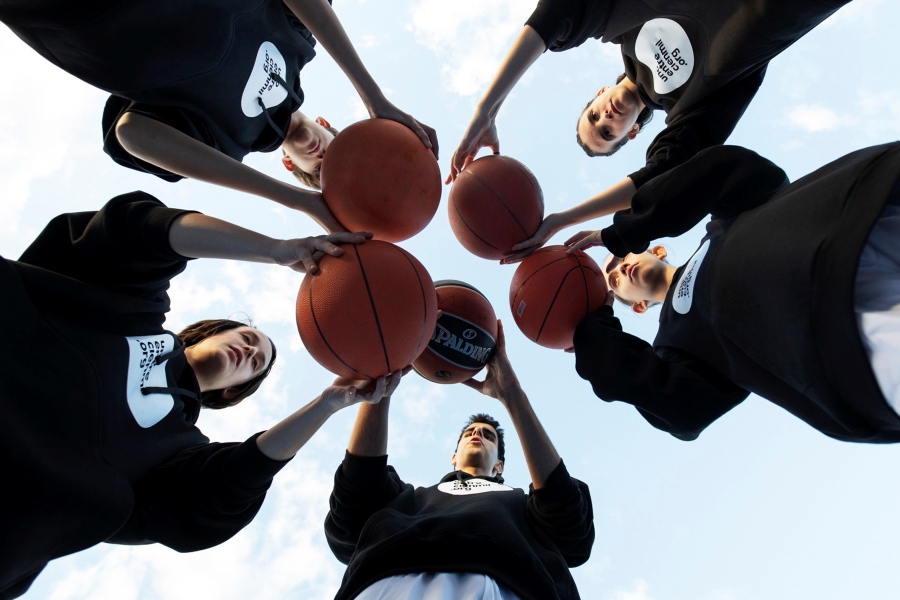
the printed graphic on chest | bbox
[634,18,695,94]
[437,479,516,496]
[125,334,177,428]
[241,42,290,118]
[673,240,709,315]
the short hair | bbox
[287,123,340,190]
[177,319,277,409]
[457,413,506,463]
[576,73,654,158]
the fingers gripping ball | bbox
[448,155,544,260]
[509,246,608,349]
[321,119,441,243]
[296,240,438,379]
[413,280,498,384]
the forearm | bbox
[282,0,383,107]
[257,396,339,461]
[347,397,391,457]
[555,176,636,229]
[168,213,279,263]
[477,25,546,118]
[501,388,560,489]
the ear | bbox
[315,116,331,129]
[596,86,609,97]
[450,452,458,469]
[631,300,649,315]
[281,153,295,172]
[492,460,504,476]
[221,387,241,400]
[650,245,668,261]
[627,122,641,140]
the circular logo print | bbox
[462,329,477,340]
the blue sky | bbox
[3,1,900,598]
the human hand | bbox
[366,96,439,159]
[320,367,410,413]
[564,230,605,253]
[500,213,566,264]
[461,321,523,405]
[286,188,347,233]
[273,231,372,274]
[446,109,499,184]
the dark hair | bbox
[177,319,277,410]
[576,73,654,158]
[457,413,506,464]
[286,123,340,190]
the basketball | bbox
[320,119,441,243]
[509,246,608,349]
[412,280,498,384]
[448,155,544,260]
[295,240,438,379]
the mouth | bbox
[629,264,638,280]
[307,140,320,155]
[610,101,622,115]
[228,346,242,367]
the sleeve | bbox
[573,307,749,441]
[324,452,410,564]
[109,432,291,552]
[627,67,768,190]
[601,145,788,257]
[525,0,613,51]
[102,95,217,182]
[526,460,595,567]
[17,191,197,299]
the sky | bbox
[3,1,900,599]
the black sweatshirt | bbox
[525,0,850,187]
[0,193,289,599]
[1,0,321,181]
[573,143,900,443]
[325,452,595,600]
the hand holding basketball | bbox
[365,95,439,159]
[564,230,606,253]
[502,213,567,264]
[447,109,500,183]
[462,321,522,404]
[273,232,372,274]
[320,366,411,412]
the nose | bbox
[244,344,258,359]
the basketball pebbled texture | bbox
[413,280,498,384]
[448,155,544,260]
[296,240,438,379]
[509,246,608,349]
[320,119,441,243]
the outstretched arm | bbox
[463,321,559,488]
[114,113,345,232]
[282,0,437,156]
[447,25,546,183]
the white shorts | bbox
[355,572,522,600]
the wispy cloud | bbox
[784,104,839,133]
[610,579,655,600]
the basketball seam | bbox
[396,248,431,366]
[452,200,502,250]
[535,266,580,343]
[576,254,590,318]
[462,169,529,237]
[354,245,392,374]
[505,158,544,209]
[307,275,371,379]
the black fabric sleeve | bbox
[17,192,196,299]
[601,145,788,256]
[102,95,217,182]
[324,452,410,565]
[526,460,595,567]
[573,307,749,440]
[628,67,768,190]
[109,432,291,552]
[525,0,612,51]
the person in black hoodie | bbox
[0,0,437,231]
[0,191,402,599]
[569,142,900,443]
[447,0,852,262]
[325,321,595,600]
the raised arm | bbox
[114,112,345,232]
[447,25,546,182]
[281,0,437,156]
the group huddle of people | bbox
[2,0,897,598]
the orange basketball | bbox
[320,119,441,243]
[448,155,544,260]
[509,246,608,349]
[296,240,438,379]
[413,280,498,384]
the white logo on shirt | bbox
[125,334,176,428]
[437,479,516,496]
[241,42,290,118]
[634,18,694,94]
[673,240,710,315]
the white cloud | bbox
[784,104,839,133]
[610,579,655,600]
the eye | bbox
[602,127,613,141]
[610,272,619,289]
[589,110,598,123]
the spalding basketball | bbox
[448,155,544,260]
[320,119,441,243]
[413,280,498,384]
[509,246,608,349]
[296,240,438,379]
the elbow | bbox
[115,112,148,156]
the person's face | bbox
[451,422,503,476]
[602,246,670,313]
[184,326,274,397]
[577,84,642,154]
[281,115,335,176]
